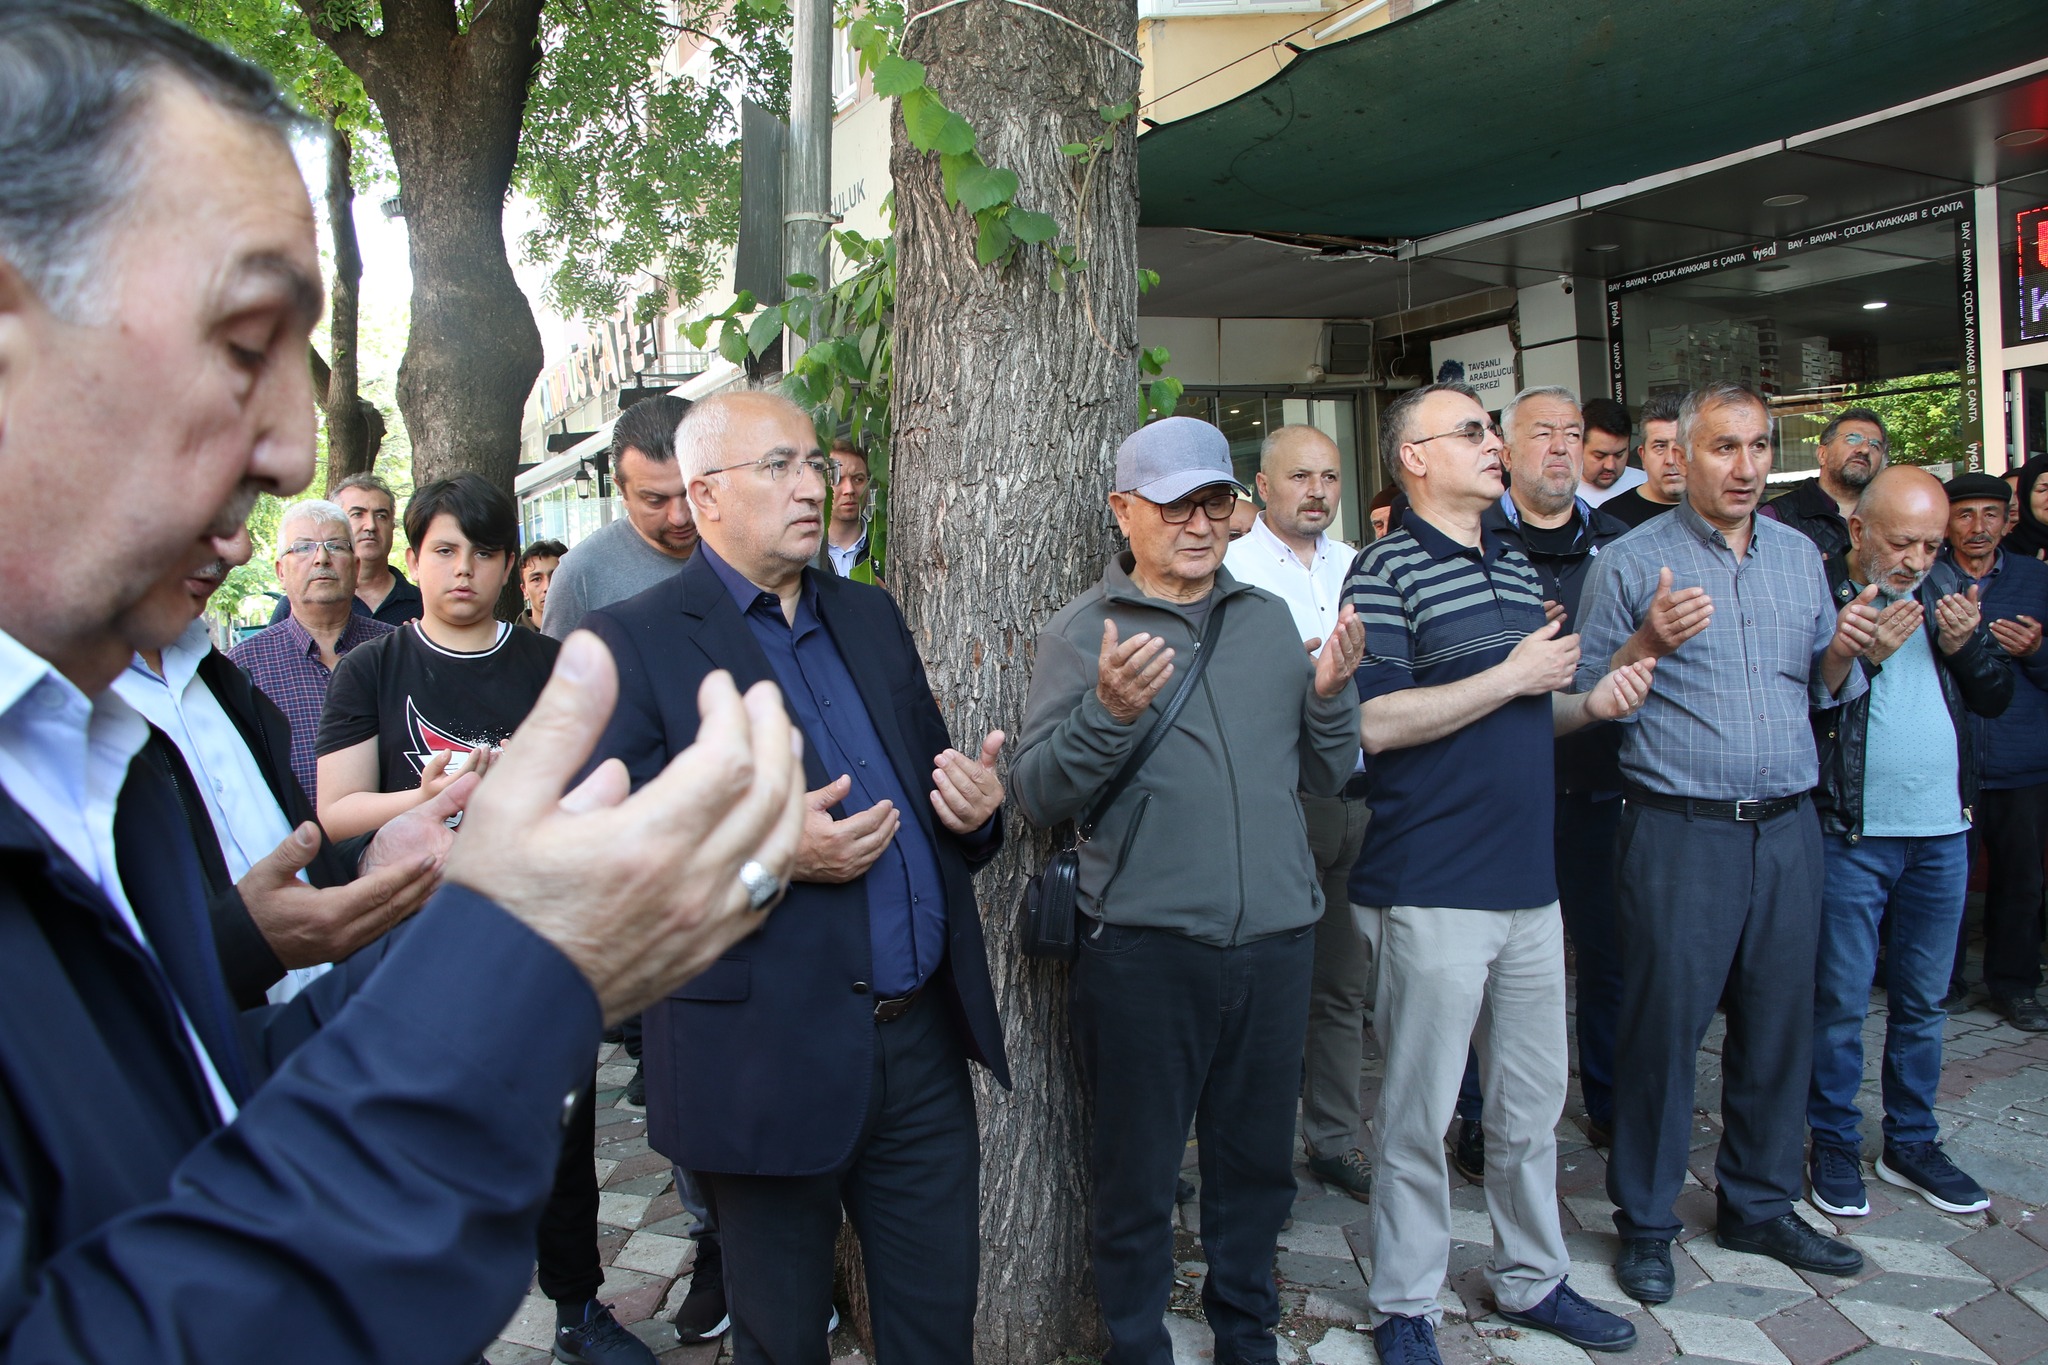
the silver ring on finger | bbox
[738,859,783,913]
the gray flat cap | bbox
[1116,416,1249,504]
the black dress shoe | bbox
[1584,1117,1612,1149]
[1716,1212,1863,1276]
[1994,994,2048,1031]
[1450,1118,1485,1184]
[623,1063,645,1107]
[1614,1238,1673,1303]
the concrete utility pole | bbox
[784,0,834,364]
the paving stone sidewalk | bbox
[492,959,2048,1365]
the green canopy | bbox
[1138,0,2048,238]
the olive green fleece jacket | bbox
[1011,553,1360,947]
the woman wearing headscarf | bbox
[2007,456,2048,560]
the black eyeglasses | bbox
[1153,488,1240,524]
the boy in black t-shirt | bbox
[318,477,558,840]
[315,474,653,1365]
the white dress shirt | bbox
[1224,515,1366,778]
[113,618,331,1003]
[1223,514,1355,654]
[0,625,238,1119]
[1580,465,1646,507]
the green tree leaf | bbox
[901,87,951,152]
[1008,209,1059,244]
[975,214,1016,266]
[871,53,926,97]
[957,163,1020,214]
[933,111,976,156]
[719,324,753,366]
[746,306,785,357]
[1099,100,1135,124]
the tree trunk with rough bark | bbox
[888,0,1140,1357]
[300,0,544,495]
[320,118,377,491]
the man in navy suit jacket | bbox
[0,6,806,1360]
[582,391,1012,1365]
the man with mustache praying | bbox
[1803,465,2010,1220]
[1223,423,1378,1203]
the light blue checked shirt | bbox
[1575,500,1865,802]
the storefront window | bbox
[1611,197,1977,478]
[1171,391,1364,544]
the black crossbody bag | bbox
[1018,598,1229,961]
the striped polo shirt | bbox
[1345,512,1557,910]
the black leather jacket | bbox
[1812,558,2014,841]
[1761,477,1852,568]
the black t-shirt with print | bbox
[318,620,559,793]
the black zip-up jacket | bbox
[1761,477,1852,568]
[1811,558,2013,841]
[1481,495,1632,794]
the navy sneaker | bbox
[1877,1140,1990,1214]
[1496,1279,1637,1353]
[1807,1141,1869,1217]
[553,1303,656,1364]
[1371,1315,1444,1365]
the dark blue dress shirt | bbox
[701,543,949,997]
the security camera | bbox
[1559,275,1574,295]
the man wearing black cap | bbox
[1013,416,1365,1365]
[1943,472,2048,1028]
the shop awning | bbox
[1137,0,2048,239]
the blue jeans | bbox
[1809,831,1968,1149]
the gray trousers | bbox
[1300,791,1374,1159]
[1607,799,1823,1240]
[1357,902,1569,1323]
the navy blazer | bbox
[0,769,599,1362]
[583,554,1010,1178]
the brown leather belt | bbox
[1625,784,1803,823]
[874,988,922,1023]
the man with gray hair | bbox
[230,498,394,800]
[0,4,807,1358]
[581,389,1011,1364]
[1482,385,1633,1151]
[1016,415,1364,1365]
[1223,423,1375,1202]
[1575,382,1879,1302]
[1345,381,1650,1365]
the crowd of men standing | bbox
[11,5,2048,1365]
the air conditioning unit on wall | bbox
[1321,322,1375,377]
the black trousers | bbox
[700,991,980,1365]
[1072,921,1315,1365]
[1608,800,1823,1240]
[1976,783,2048,999]
[536,1067,605,1305]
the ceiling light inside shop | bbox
[1589,243,1621,253]
[1862,300,1889,310]
[1762,193,1808,207]
[1996,128,2048,147]
[1756,263,1791,273]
